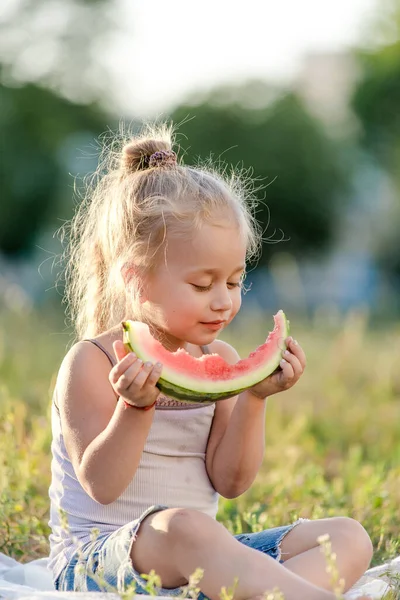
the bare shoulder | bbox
[207,339,241,364]
[55,328,122,472]
[57,326,121,405]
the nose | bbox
[210,285,233,313]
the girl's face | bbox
[142,219,247,350]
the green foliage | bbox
[0,77,108,256]
[171,86,351,267]
[352,41,400,278]
[0,302,399,576]
[352,41,400,175]
[0,0,116,258]
[351,1,400,280]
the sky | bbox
[107,0,380,118]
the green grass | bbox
[0,303,399,590]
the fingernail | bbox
[280,358,287,365]
[155,363,162,369]
[284,350,290,356]
[144,362,152,368]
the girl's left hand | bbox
[249,336,306,399]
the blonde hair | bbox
[59,122,262,341]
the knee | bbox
[167,508,213,545]
[332,517,373,567]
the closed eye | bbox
[191,282,241,292]
[191,284,212,292]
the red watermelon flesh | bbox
[122,310,289,403]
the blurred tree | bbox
[171,83,351,268]
[351,0,400,277]
[0,0,119,257]
[352,44,400,179]
[0,76,107,256]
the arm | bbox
[58,340,160,505]
[206,337,306,499]
[207,390,267,499]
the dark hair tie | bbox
[149,150,177,168]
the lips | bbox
[202,321,225,325]
[200,321,226,330]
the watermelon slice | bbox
[122,310,289,404]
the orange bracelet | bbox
[123,399,156,411]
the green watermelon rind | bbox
[156,377,249,403]
[122,312,290,403]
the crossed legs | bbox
[130,508,373,600]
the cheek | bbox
[172,286,200,309]
[232,292,242,315]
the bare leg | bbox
[280,517,373,592]
[130,508,347,600]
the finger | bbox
[117,359,144,390]
[145,363,163,387]
[109,352,138,385]
[282,349,303,378]
[129,361,154,389]
[113,339,131,362]
[279,357,295,384]
[286,337,306,370]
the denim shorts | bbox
[54,505,306,597]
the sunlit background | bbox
[1,0,400,569]
[1,0,400,324]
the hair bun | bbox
[121,139,175,174]
[149,150,177,168]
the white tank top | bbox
[48,341,219,581]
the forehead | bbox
[165,222,247,272]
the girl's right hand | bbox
[109,340,162,408]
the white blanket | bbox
[0,552,398,599]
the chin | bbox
[198,331,222,345]
[182,331,218,347]
[165,323,223,349]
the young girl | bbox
[48,124,373,600]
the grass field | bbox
[0,303,399,596]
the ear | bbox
[121,263,148,303]
[121,263,136,285]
